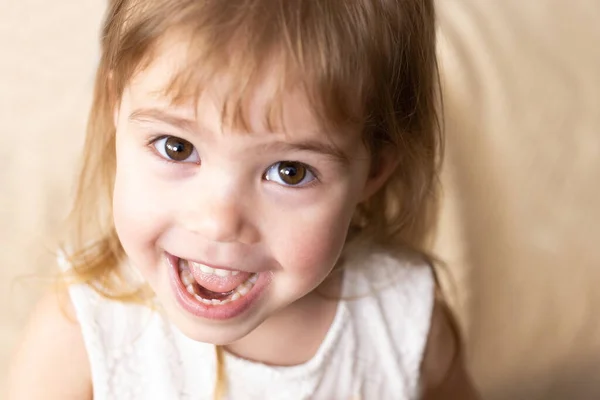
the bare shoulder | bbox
[419,299,480,399]
[7,287,92,400]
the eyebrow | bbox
[129,108,197,133]
[259,140,350,165]
[128,107,350,165]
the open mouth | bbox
[167,252,269,320]
[178,259,259,306]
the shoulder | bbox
[342,245,436,376]
[343,243,435,297]
[344,244,436,328]
[419,299,480,399]
[7,288,92,400]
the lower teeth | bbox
[179,268,257,306]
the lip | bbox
[165,252,271,320]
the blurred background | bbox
[1,0,599,398]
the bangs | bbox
[69,0,440,307]
[107,0,374,136]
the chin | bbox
[169,306,270,345]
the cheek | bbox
[112,136,169,265]
[264,156,369,284]
[267,188,358,285]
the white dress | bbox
[62,246,434,400]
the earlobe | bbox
[361,146,399,201]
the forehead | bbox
[123,35,363,149]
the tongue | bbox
[189,264,251,293]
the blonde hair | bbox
[65,0,440,292]
[62,0,444,396]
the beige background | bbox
[1,1,599,399]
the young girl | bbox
[9,0,478,398]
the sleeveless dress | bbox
[61,246,434,400]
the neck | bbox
[224,272,342,366]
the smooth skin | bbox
[8,37,479,400]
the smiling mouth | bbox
[177,259,259,306]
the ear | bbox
[360,145,399,201]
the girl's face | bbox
[112,41,384,344]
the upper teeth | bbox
[189,261,240,277]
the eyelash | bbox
[266,163,321,189]
[145,134,322,187]
[146,135,190,166]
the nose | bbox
[179,174,259,245]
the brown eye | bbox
[278,161,306,185]
[154,136,199,163]
[264,161,315,187]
